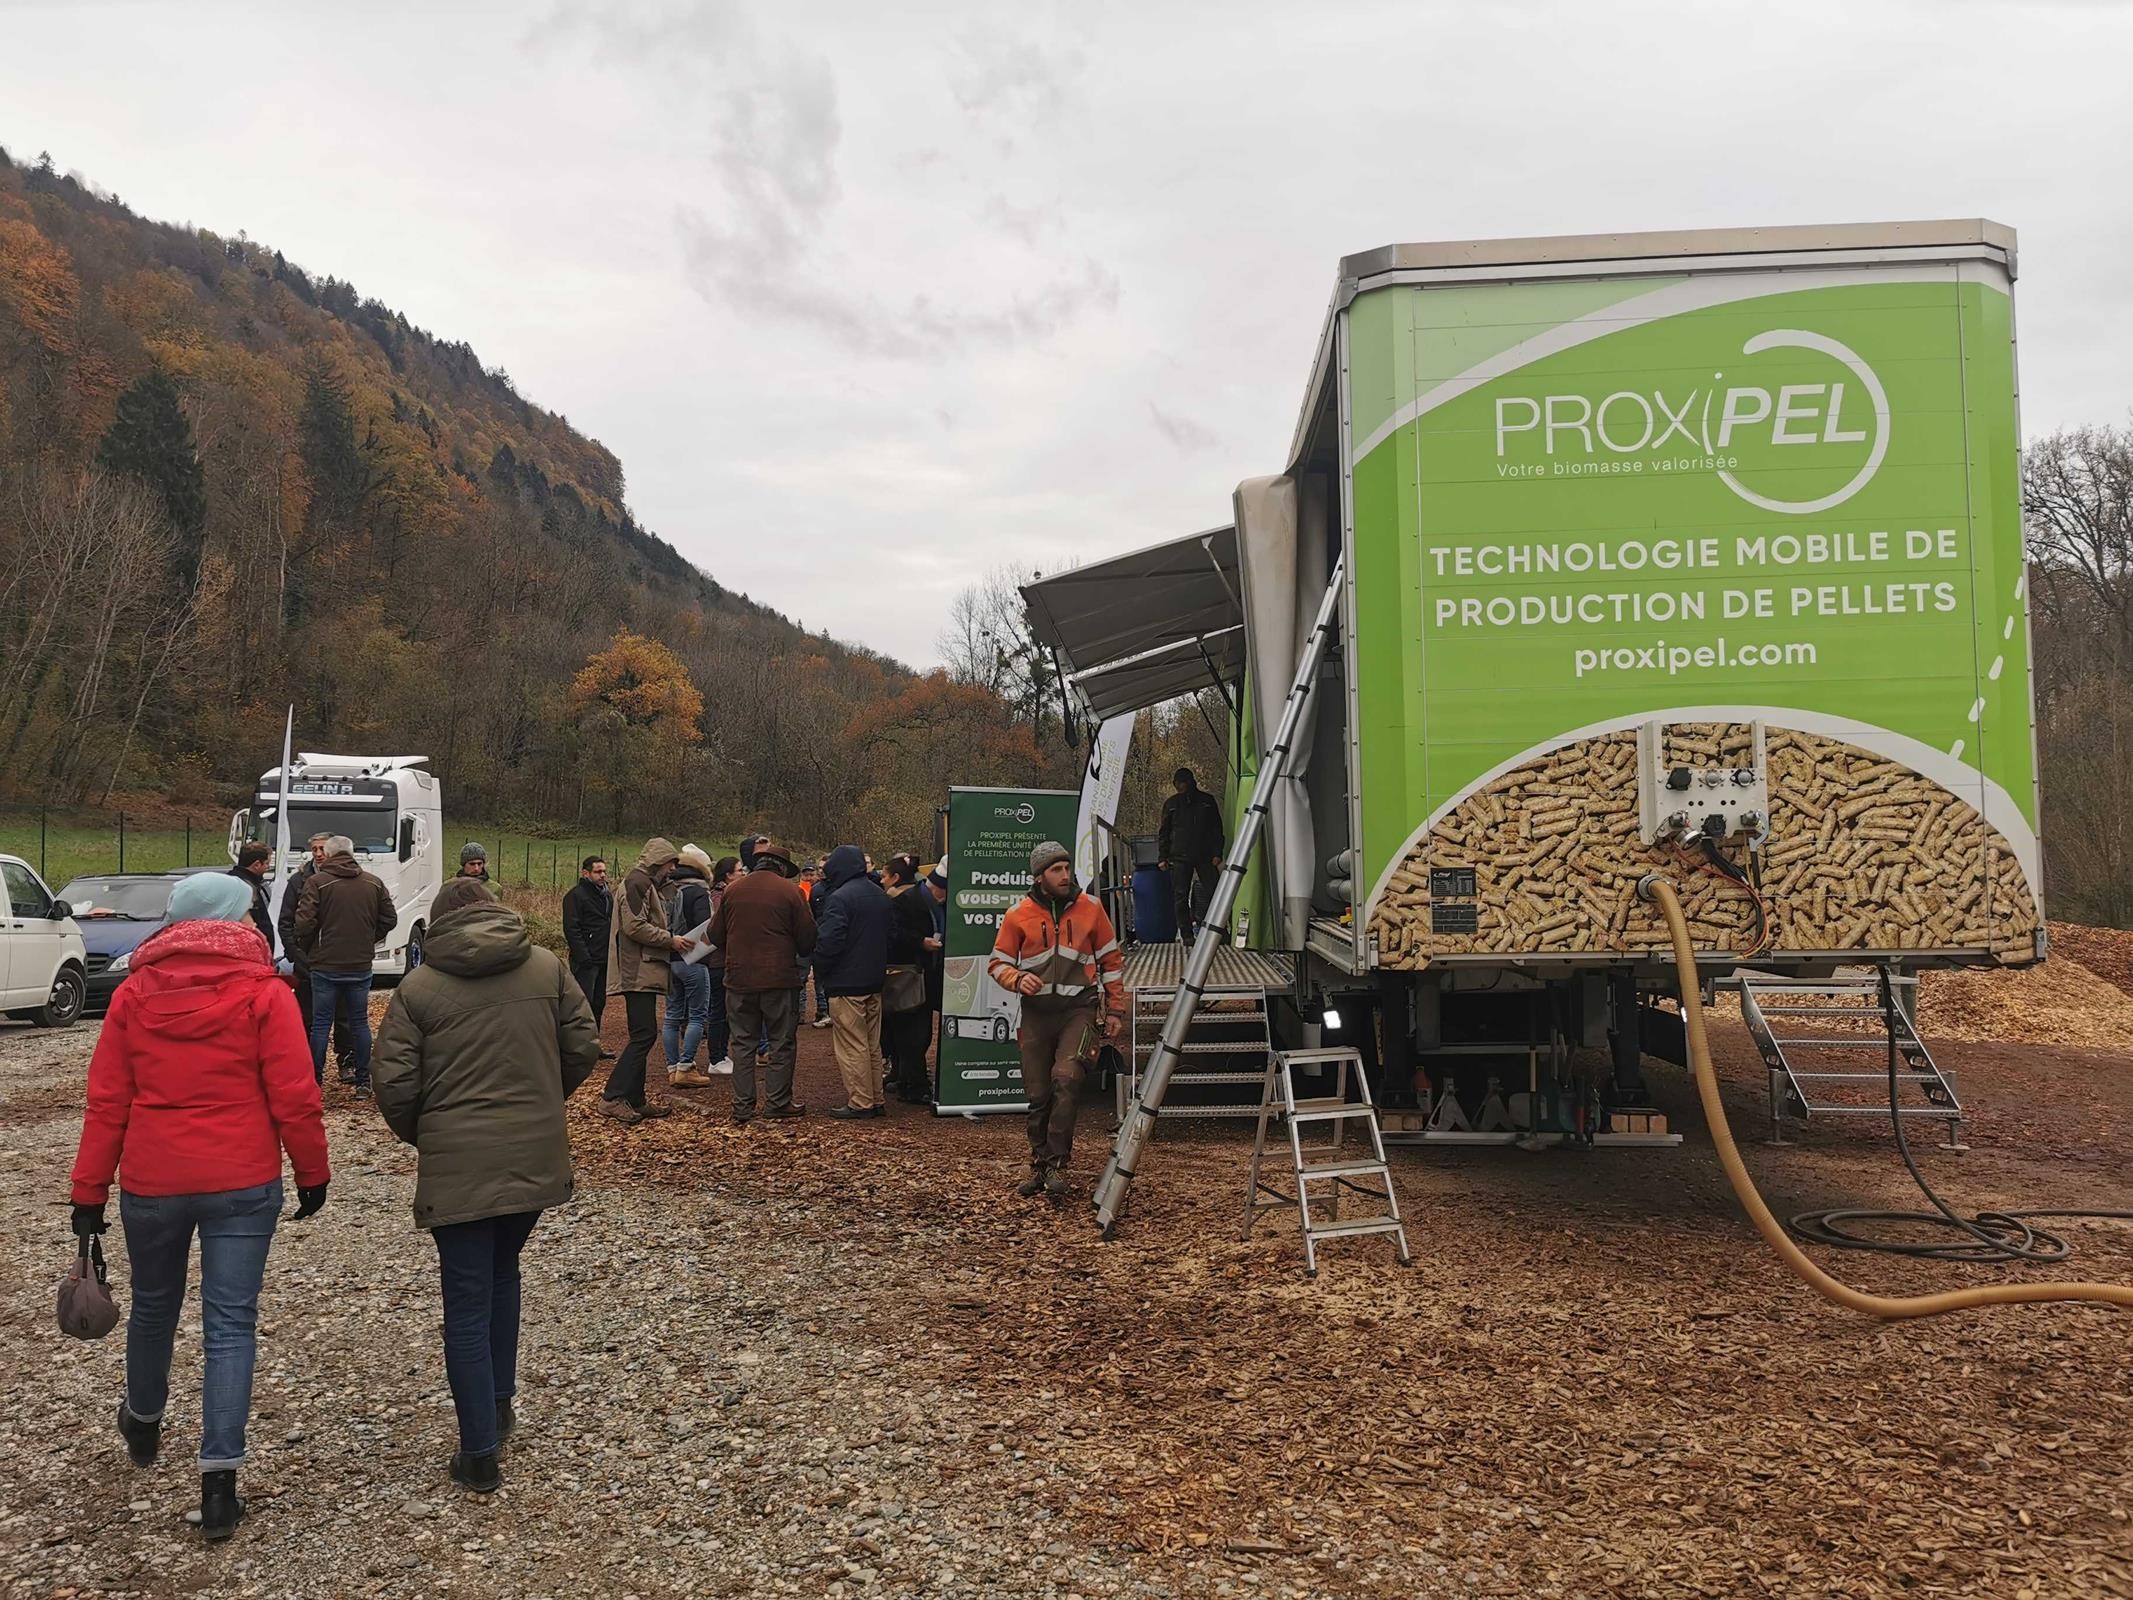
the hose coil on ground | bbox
[1639,874,2133,1320]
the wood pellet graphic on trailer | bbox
[1364,713,2040,968]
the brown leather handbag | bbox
[57,1234,121,1340]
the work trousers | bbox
[432,1209,541,1459]
[1020,1003,1100,1168]
[704,968,730,1063]
[570,960,607,1031]
[1171,859,1221,940]
[728,986,799,1116]
[829,993,884,1110]
[603,991,663,1109]
[886,1005,933,1101]
[120,1180,281,1470]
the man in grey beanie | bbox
[457,843,491,884]
[986,839,1126,1199]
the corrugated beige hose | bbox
[1641,875,2133,1320]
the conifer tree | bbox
[95,368,207,589]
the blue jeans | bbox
[433,1211,542,1458]
[663,961,710,1069]
[120,1181,282,1471]
[309,971,373,1084]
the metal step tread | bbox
[1794,1101,1961,1116]
[1787,1070,1952,1082]
[1295,1158,1393,1180]
[1741,979,1892,992]
[1769,1037,1932,1049]
[1756,1006,1888,1017]
[1305,1216,1407,1240]
[1289,1099,1382,1122]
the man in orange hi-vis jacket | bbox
[989,840,1127,1200]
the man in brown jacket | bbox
[706,840,816,1124]
[602,837,693,1126]
[293,834,398,1094]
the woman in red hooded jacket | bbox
[68,870,331,1542]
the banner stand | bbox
[935,785,1080,1115]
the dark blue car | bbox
[56,868,230,1010]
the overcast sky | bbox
[5,0,2131,667]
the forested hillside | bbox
[0,146,1076,844]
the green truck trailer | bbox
[1026,221,2039,1180]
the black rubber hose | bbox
[1787,1004,2133,1262]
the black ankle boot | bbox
[116,1400,159,1467]
[450,1450,501,1493]
[199,1470,243,1540]
[495,1398,515,1444]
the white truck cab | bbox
[232,753,444,975]
[0,854,88,1027]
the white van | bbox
[1,854,88,1027]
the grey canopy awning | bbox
[1020,526,1243,720]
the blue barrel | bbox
[1132,864,1176,943]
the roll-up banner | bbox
[936,785,1080,1114]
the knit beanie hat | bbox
[1029,840,1071,877]
[168,872,255,924]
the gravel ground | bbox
[4,1001,2130,1599]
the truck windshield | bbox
[249,805,397,854]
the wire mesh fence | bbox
[0,805,675,898]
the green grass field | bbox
[0,811,703,897]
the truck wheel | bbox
[31,967,85,1029]
[405,922,425,973]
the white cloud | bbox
[3,0,2131,670]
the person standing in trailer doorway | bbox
[1158,768,1226,940]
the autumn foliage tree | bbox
[0,144,1074,858]
[566,629,706,829]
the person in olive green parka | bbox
[370,878,600,1496]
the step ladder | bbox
[1242,1048,1412,1277]
[1737,969,1964,1149]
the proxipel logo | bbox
[992,802,1037,825]
[1492,330,1889,515]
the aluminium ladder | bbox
[1737,969,1964,1148]
[1092,557,1346,1236]
[1242,1048,1412,1277]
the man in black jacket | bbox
[812,845,891,1121]
[1158,767,1227,940]
[277,832,353,1078]
[561,855,613,1056]
[227,842,277,957]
